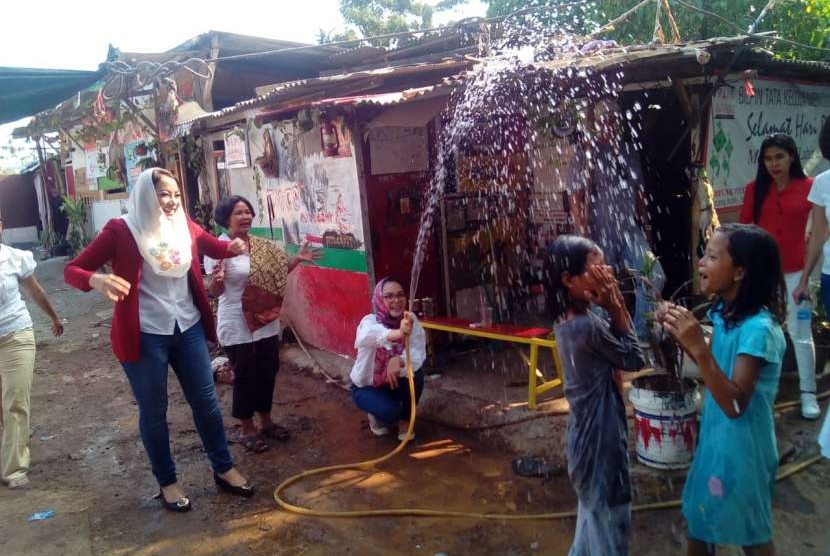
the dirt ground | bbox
[0,257,829,556]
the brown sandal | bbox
[260,423,290,441]
[239,435,269,453]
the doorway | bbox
[625,89,694,300]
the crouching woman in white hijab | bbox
[65,168,254,512]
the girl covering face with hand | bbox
[545,235,645,556]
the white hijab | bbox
[122,168,193,278]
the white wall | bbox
[1,226,38,245]
[91,199,128,233]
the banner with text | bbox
[707,79,830,209]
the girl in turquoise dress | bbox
[659,223,786,556]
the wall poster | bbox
[707,79,830,209]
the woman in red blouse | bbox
[739,133,819,419]
[65,168,256,512]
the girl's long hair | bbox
[543,235,599,321]
[751,134,807,222]
[715,223,787,327]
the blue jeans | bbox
[352,370,424,425]
[821,274,830,319]
[121,321,233,487]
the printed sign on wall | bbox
[124,140,156,191]
[224,128,249,169]
[85,145,108,179]
[707,79,830,209]
[368,126,429,174]
[85,144,109,190]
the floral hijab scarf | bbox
[122,168,192,278]
[372,278,404,388]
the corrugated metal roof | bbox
[253,58,466,97]
[179,59,467,128]
[532,35,762,72]
[124,31,345,65]
[322,24,479,67]
[175,83,454,137]
[749,55,830,73]
[327,45,388,65]
[177,34,830,135]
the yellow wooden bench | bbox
[420,317,564,409]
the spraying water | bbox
[409,7,648,322]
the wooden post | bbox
[684,89,709,296]
[351,109,376,292]
[34,136,53,239]
[672,79,694,121]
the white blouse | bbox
[138,261,201,335]
[0,244,35,337]
[808,170,830,275]
[349,313,426,388]
[204,234,280,347]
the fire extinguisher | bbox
[320,116,340,157]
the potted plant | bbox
[37,228,58,260]
[60,195,90,256]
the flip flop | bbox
[260,423,290,441]
[239,435,269,453]
[511,456,563,479]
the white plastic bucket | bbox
[629,376,700,470]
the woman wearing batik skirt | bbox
[206,195,320,453]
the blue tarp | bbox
[0,67,104,124]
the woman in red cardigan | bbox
[739,133,819,420]
[65,168,254,512]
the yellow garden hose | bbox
[274,327,828,519]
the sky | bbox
[0,0,487,170]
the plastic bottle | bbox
[794,297,812,340]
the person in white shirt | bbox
[350,278,426,441]
[205,195,319,453]
[795,117,830,450]
[0,219,63,488]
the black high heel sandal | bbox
[214,472,255,498]
[154,490,192,513]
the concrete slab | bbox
[280,329,828,473]
[280,337,659,468]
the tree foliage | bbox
[484,0,830,60]
[319,0,464,45]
